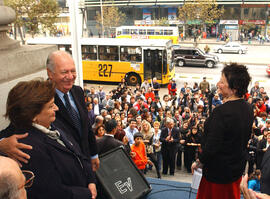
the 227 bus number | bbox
[98,64,112,77]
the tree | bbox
[199,0,224,31]
[4,0,60,42]
[95,5,126,37]
[154,17,169,26]
[178,0,224,38]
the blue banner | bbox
[143,8,151,21]
[168,8,177,20]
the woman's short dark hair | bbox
[5,79,55,128]
[222,63,251,98]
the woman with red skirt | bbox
[192,63,254,199]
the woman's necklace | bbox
[223,95,241,103]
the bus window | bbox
[58,44,72,54]
[168,30,173,35]
[131,29,138,35]
[123,29,130,34]
[155,29,163,35]
[82,45,97,60]
[139,29,146,35]
[117,31,122,35]
[147,29,154,35]
[58,45,66,51]
[98,46,119,61]
[164,30,169,35]
[120,46,142,62]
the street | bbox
[175,64,269,93]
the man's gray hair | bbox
[46,51,73,72]
[0,173,21,199]
[101,109,107,114]
[46,52,55,72]
[166,117,174,124]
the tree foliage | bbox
[95,5,126,36]
[154,17,169,26]
[178,0,224,35]
[4,0,60,38]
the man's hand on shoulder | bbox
[0,133,32,166]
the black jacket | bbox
[96,135,123,155]
[160,127,180,150]
[199,99,253,184]
[1,124,95,199]
[54,85,98,157]
[256,138,267,169]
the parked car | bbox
[172,44,181,49]
[213,42,248,54]
[266,65,270,76]
[173,47,219,68]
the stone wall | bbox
[0,45,57,129]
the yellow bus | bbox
[116,26,179,44]
[27,37,175,85]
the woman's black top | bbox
[199,99,253,184]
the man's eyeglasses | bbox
[19,170,35,189]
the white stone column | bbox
[0,0,20,50]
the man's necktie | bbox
[168,129,172,139]
[63,93,82,136]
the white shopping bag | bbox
[191,168,202,190]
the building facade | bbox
[58,0,270,39]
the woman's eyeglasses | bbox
[19,170,35,189]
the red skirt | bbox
[196,176,242,199]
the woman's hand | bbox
[240,174,256,199]
[191,161,198,174]
[180,139,185,144]
[255,193,270,199]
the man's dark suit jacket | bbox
[257,138,267,169]
[96,135,123,155]
[261,147,270,195]
[3,125,95,199]
[54,85,97,157]
[160,127,180,150]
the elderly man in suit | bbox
[160,117,180,176]
[0,51,99,173]
[46,51,99,171]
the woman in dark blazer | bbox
[192,63,254,199]
[2,80,96,199]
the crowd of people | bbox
[84,65,270,198]
[0,50,270,199]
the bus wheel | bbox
[126,73,141,86]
